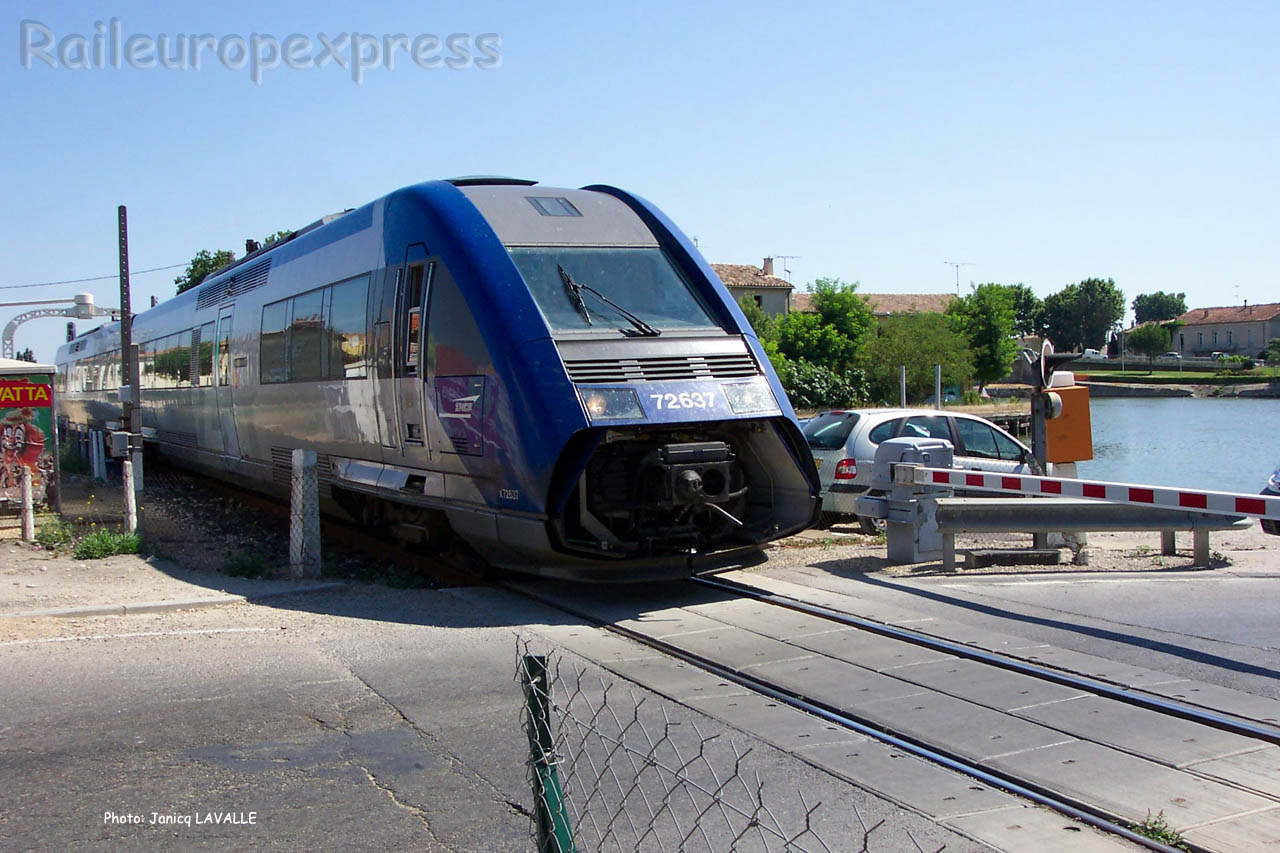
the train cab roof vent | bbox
[446,175,538,187]
[526,196,582,217]
[196,259,272,311]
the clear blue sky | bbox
[3,1,1277,362]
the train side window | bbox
[261,300,291,383]
[426,262,487,376]
[290,289,326,382]
[327,275,369,380]
[403,263,428,376]
[140,340,156,390]
[197,322,215,386]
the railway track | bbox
[510,573,1280,853]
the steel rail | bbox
[512,581,1190,853]
[693,574,1280,746]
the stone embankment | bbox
[1081,381,1280,398]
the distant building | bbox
[791,291,955,317]
[1173,302,1280,357]
[711,258,793,315]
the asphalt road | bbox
[1,583,987,852]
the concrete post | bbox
[20,465,34,542]
[122,460,137,534]
[899,365,907,407]
[290,448,321,578]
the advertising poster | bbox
[0,374,55,503]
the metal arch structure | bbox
[1,296,118,360]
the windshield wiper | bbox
[557,265,660,337]
[558,264,593,326]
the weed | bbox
[225,549,270,578]
[73,529,141,560]
[35,516,75,550]
[59,443,90,475]
[1129,811,1188,850]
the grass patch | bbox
[1129,811,1188,850]
[224,549,271,578]
[73,528,141,560]
[35,516,76,550]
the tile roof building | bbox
[1173,302,1280,357]
[790,291,955,316]
[711,259,793,315]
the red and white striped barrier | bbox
[914,467,1280,521]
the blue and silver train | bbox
[55,178,820,580]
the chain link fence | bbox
[517,642,947,853]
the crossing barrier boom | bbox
[912,467,1280,522]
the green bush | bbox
[774,359,865,410]
[225,549,269,578]
[73,529,141,560]
[35,517,75,549]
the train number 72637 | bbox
[649,392,716,410]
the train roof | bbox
[455,184,660,248]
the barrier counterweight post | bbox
[20,466,34,542]
[521,655,574,853]
[122,460,137,534]
[289,449,321,579]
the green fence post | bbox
[522,655,575,853]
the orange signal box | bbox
[1045,385,1093,463]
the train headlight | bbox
[579,387,644,420]
[721,378,778,415]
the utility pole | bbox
[943,261,973,294]
[118,206,143,497]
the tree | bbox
[946,283,1019,389]
[1005,284,1045,337]
[773,278,873,374]
[261,230,294,247]
[858,313,973,404]
[1132,291,1187,325]
[1042,278,1125,352]
[1126,323,1171,373]
[174,249,235,295]
[736,295,777,343]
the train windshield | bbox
[508,247,722,335]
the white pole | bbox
[900,365,907,407]
[122,460,137,534]
[935,365,942,409]
[20,465,34,542]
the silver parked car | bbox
[802,408,1034,531]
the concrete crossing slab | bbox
[1183,804,1280,852]
[888,657,1090,711]
[615,607,728,639]
[682,597,840,639]
[812,741,1020,820]
[744,656,928,708]
[599,655,753,703]
[987,740,1276,832]
[851,691,1076,761]
[652,624,813,670]
[1016,646,1189,688]
[789,627,957,672]
[943,805,1139,852]
[1186,746,1280,798]
[681,692,868,753]
[1142,680,1280,725]
[1015,695,1266,767]
[532,622,664,663]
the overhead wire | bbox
[0,262,189,292]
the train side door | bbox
[214,306,240,458]
[393,245,432,459]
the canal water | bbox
[1076,397,1279,495]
